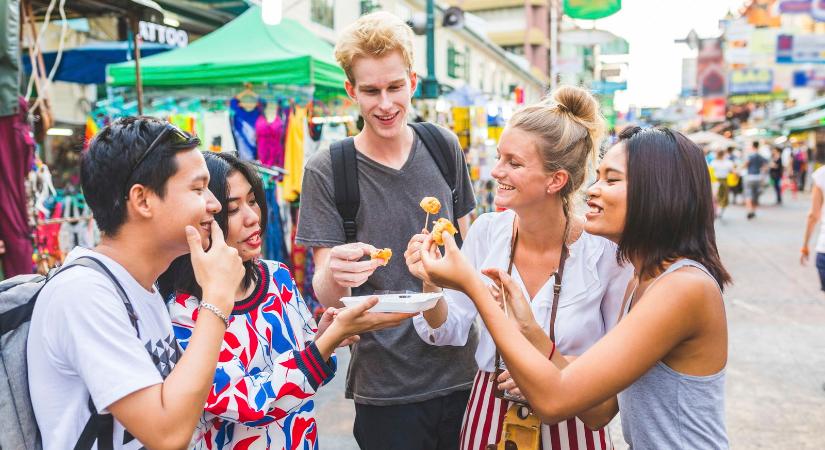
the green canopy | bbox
[107,6,346,92]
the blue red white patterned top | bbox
[168,259,336,450]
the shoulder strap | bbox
[331,137,360,243]
[66,256,139,337]
[53,256,139,450]
[410,122,456,194]
[410,122,464,247]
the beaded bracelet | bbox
[199,302,230,328]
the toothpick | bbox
[501,282,508,318]
[424,212,430,231]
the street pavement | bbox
[314,190,825,449]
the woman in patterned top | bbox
[158,152,412,450]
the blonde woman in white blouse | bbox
[406,86,632,450]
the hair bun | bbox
[553,85,597,123]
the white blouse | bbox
[413,210,634,372]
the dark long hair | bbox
[157,152,268,300]
[616,126,731,290]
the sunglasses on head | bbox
[123,123,201,200]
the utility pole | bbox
[421,0,439,98]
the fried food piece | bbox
[420,197,442,215]
[431,218,457,246]
[370,248,392,266]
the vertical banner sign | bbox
[697,38,725,97]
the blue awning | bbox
[23,41,173,85]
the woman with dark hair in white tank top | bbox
[406,86,632,450]
[418,126,732,449]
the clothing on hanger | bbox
[230,97,265,161]
[280,106,306,202]
[255,113,285,168]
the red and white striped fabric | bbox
[460,371,612,450]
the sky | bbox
[578,0,746,111]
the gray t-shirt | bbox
[296,124,479,405]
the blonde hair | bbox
[334,12,415,84]
[508,85,605,220]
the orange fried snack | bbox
[431,218,458,246]
[419,197,442,215]
[370,248,392,266]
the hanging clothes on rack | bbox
[263,185,289,264]
[169,113,196,135]
[0,96,35,277]
[289,202,307,293]
[315,121,348,155]
[280,105,307,202]
[202,110,236,153]
[57,194,98,255]
[230,97,265,161]
[34,201,64,273]
[256,112,285,168]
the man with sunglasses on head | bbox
[27,117,245,450]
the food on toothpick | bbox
[419,197,441,215]
[431,218,457,246]
[420,197,442,231]
[370,248,393,266]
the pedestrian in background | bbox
[744,141,768,219]
[710,149,735,217]
[800,164,825,292]
[769,147,784,205]
[727,147,744,205]
[793,144,809,192]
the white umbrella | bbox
[686,131,738,148]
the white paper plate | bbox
[340,292,442,313]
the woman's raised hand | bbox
[419,230,478,292]
[482,268,537,330]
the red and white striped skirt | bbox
[460,370,612,450]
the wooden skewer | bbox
[424,212,430,231]
[501,282,508,318]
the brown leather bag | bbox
[491,217,569,450]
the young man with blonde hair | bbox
[297,11,478,450]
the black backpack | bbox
[0,256,139,450]
[330,122,464,246]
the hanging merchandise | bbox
[230,85,265,160]
[57,194,98,256]
[34,202,64,274]
[303,247,323,318]
[316,120,348,154]
[256,111,285,168]
[289,202,307,292]
[0,97,35,277]
[202,110,236,153]
[263,185,289,263]
[169,113,196,135]
[281,105,307,202]
[84,116,99,148]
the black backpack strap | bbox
[74,397,114,450]
[55,256,139,450]
[331,137,360,243]
[410,122,464,247]
[67,256,139,338]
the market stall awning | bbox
[106,6,346,91]
[783,108,825,132]
[772,97,825,120]
[23,41,173,85]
